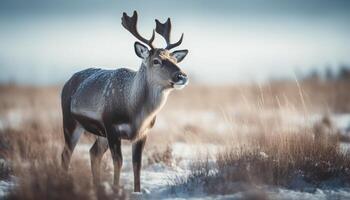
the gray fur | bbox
[61,11,188,192]
[64,64,171,141]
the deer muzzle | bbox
[171,72,188,90]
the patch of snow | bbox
[0,109,24,130]
[259,151,269,159]
[172,143,220,160]
[332,114,350,134]
[340,142,350,153]
[270,188,350,200]
[0,179,15,198]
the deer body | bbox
[66,66,168,140]
[61,11,189,192]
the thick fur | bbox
[61,48,187,192]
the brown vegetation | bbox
[0,79,350,198]
[171,128,350,194]
[0,120,127,200]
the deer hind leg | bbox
[61,120,84,171]
[90,136,108,185]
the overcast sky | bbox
[1,0,350,85]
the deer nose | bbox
[172,72,187,83]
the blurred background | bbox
[1,0,350,85]
[2,1,350,199]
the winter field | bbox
[1,80,350,199]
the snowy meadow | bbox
[1,80,350,200]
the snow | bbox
[270,188,350,200]
[2,109,350,199]
[2,140,350,199]
[73,141,350,199]
[0,109,25,130]
[0,178,15,198]
[332,114,350,134]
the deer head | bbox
[122,11,188,90]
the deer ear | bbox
[171,50,188,63]
[134,42,150,59]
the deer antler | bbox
[122,11,155,49]
[155,18,184,50]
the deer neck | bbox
[129,64,170,117]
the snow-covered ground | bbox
[0,180,14,197]
[72,140,350,199]
[1,112,350,199]
[0,174,15,198]
[2,140,350,200]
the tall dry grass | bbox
[0,119,127,200]
[0,79,350,198]
[171,128,350,194]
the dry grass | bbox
[147,145,174,167]
[0,79,350,198]
[218,131,348,185]
[0,121,127,200]
[171,127,350,195]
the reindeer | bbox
[60,11,188,192]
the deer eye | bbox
[153,59,161,65]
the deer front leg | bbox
[132,136,147,192]
[106,127,123,187]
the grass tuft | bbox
[171,129,350,194]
